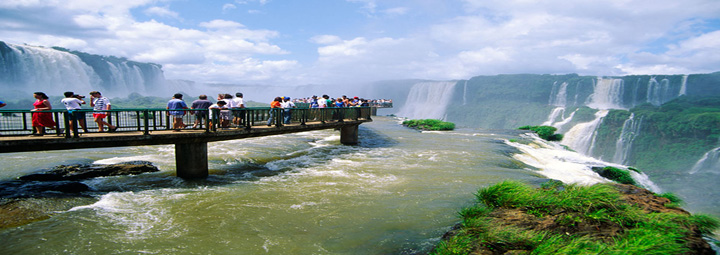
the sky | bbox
[1,0,720,86]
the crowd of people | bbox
[6,91,386,135]
[22,91,117,136]
[291,96,392,108]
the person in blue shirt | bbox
[167,93,188,131]
[0,100,6,108]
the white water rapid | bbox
[506,134,660,192]
[396,81,457,120]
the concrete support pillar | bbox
[340,124,359,145]
[175,142,209,178]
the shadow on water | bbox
[0,125,399,229]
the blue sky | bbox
[1,0,720,86]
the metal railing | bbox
[0,107,373,137]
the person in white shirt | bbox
[280,97,296,124]
[232,92,245,128]
[90,91,117,132]
[61,91,89,134]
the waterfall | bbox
[396,81,457,120]
[612,113,643,164]
[679,75,688,96]
[561,110,609,155]
[462,80,468,105]
[646,77,676,106]
[689,147,720,174]
[1,43,99,94]
[548,82,568,106]
[0,41,167,96]
[586,78,624,109]
[542,107,566,126]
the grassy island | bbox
[402,119,455,131]
[432,181,718,254]
[519,125,563,141]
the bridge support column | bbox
[175,142,209,179]
[340,124,359,145]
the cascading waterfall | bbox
[0,41,167,96]
[396,81,457,120]
[462,80,468,105]
[612,113,643,164]
[586,78,624,109]
[1,43,99,94]
[542,107,566,126]
[689,147,720,174]
[544,81,574,131]
[561,110,609,156]
[679,75,688,96]
[548,82,568,106]
[646,77,676,106]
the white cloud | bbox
[1,0,720,86]
[222,4,236,12]
[144,6,180,19]
[199,19,246,29]
[310,35,342,45]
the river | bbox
[0,117,660,254]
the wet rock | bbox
[19,161,160,181]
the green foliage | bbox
[595,166,636,185]
[402,119,455,131]
[658,193,683,204]
[518,125,563,141]
[432,181,719,255]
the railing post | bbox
[62,111,73,138]
[211,109,218,132]
[300,108,307,126]
[204,109,211,133]
[143,110,150,135]
[136,111,142,131]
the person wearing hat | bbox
[280,96,296,124]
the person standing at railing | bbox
[167,93,188,132]
[208,100,229,128]
[90,91,117,132]
[30,92,60,136]
[232,92,245,128]
[190,94,212,129]
[317,95,327,108]
[281,96,295,124]
[267,97,282,126]
[61,91,89,134]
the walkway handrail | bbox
[0,107,374,137]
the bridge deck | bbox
[0,119,369,153]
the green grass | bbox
[402,119,455,131]
[518,125,563,141]
[431,181,719,255]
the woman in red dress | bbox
[31,92,59,136]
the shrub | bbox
[402,119,455,131]
[518,125,562,141]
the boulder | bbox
[19,161,160,181]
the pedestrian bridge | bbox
[0,107,374,178]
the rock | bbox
[19,161,160,181]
